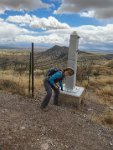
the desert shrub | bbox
[91,112,113,129]
[0,70,43,96]
[103,116,113,125]
[97,86,113,97]
[0,79,17,89]
[14,63,27,75]
[107,59,113,68]
[90,76,113,87]
[0,79,25,95]
[77,60,94,83]
[0,59,8,70]
[35,69,45,76]
[101,113,113,126]
[93,69,100,78]
[105,69,113,75]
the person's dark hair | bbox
[63,67,74,76]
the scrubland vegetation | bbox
[78,59,113,105]
[0,49,113,128]
[77,58,113,128]
[0,50,43,96]
[0,70,43,96]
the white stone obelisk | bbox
[61,31,84,100]
[66,31,79,90]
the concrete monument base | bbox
[59,84,85,108]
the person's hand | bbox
[54,85,59,89]
[52,84,58,89]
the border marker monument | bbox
[60,31,85,107]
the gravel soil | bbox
[0,90,113,150]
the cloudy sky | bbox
[0,0,113,51]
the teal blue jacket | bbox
[48,71,64,90]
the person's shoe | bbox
[40,107,48,112]
[53,103,60,106]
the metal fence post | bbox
[28,52,32,95]
[31,43,34,98]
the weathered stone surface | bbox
[59,86,85,108]
[60,32,84,107]
[66,31,79,90]
[59,93,80,108]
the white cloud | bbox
[0,9,5,14]
[45,24,113,49]
[15,34,64,44]
[30,16,70,30]
[55,0,113,19]
[80,11,95,18]
[13,23,113,50]
[7,14,70,30]
[1,15,113,50]
[0,23,27,37]
[7,14,32,24]
[0,17,67,45]
[0,18,4,22]
[0,20,32,44]
[0,0,50,12]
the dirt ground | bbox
[0,90,113,150]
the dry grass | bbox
[97,86,113,96]
[80,63,113,129]
[89,76,113,87]
[89,77,113,104]
[102,115,113,126]
[0,70,43,96]
[80,75,113,105]
[91,111,113,128]
[96,76,113,85]
[107,59,113,68]
[82,90,113,129]
[0,50,29,56]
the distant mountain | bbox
[0,46,16,49]
[84,49,113,54]
[44,45,68,60]
[34,45,113,69]
[44,45,88,58]
[34,45,68,69]
[34,45,92,69]
[1,44,112,70]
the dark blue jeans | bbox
[41,78,60,108]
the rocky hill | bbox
[35,45,113,69]
[44,45,68,58]
[34,45,68,69]
[0,45,113,70]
